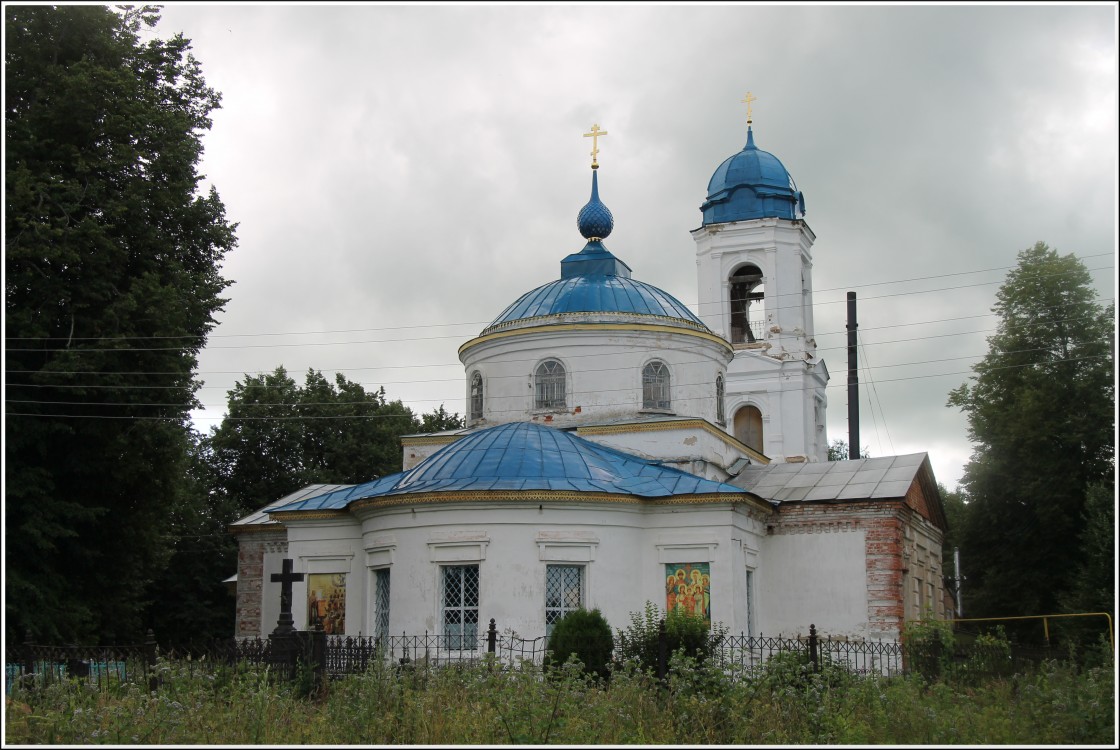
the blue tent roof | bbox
[271,422,746,513]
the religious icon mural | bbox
[307,573,346,634]
[665,563,711,624]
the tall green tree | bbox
[5,6,236,643]
[947,242,1113,631]
[205,366,462,517]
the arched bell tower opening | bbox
[729,264,764,344]
[733,404,764,454]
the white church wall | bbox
[757,529,870,639]
[577,422,760,482]
[460,326,730,430]
[270,501,773,638]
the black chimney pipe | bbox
[847,292,859,460]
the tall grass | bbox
[5,652,1114,744]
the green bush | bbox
[615,601,726,674]
[545,608,614,680]
[902,617,955,681]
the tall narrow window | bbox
[734,405,764,453]
[442,565,480,650]
[373,568,390,640]
[744,569,755,637]
[642,361,671,410]
[716,375,726,425]
[729,265,764,344]
[545,565,583,635]
[469,371,484,421]
[535,360,566,409]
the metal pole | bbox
[846,292,859,459]
[953,547,963,618]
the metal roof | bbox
[484,273,706,331]
[702,126,804,225]
[230,483,354,527]
[272,422,747,513]
[730,453,928,504]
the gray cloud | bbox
[154,4,1118,491]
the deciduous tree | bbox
[5,5,235,642]
[947,242,1113,632]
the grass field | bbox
[5,652,1115,745]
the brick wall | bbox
[773,501,906,636]
[234,529,287,638]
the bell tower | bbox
[693,97,828,462]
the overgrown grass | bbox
[5,652,1115,744]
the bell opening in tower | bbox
[729,265,764,344]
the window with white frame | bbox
[642,361,671,410]
[442,565,480,649]
[535,360,566,410]
[545,565,583,635]
[373,568,390,640]
[469,371,483,421]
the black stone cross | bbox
[271,558,304,635]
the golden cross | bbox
[583,123,608,169]
[741,91,757,124]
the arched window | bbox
[729,264,764,344]
[716,375,726,425]
[469,371,483,421]
[642,361,671,410]
[535,360,566,409]
[734,405,764,453]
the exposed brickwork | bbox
[235,530,287,638]
[773,501,908,636]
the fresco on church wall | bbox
[307,573,346,634]
[665,563,710,624]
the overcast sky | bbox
[150,2,1117,492]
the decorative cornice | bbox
[346,490,750,513]
[268,510,350,523]
[577,419,769,464]
[459,321,733,358]
[401,435,464,447]
[229,523,286,535]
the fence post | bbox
[21,629,35,690]
[309,627,327,691]
[657,618,668,684]
[809,624,819,673]
[487,618,497,654]
[145,629,159,693]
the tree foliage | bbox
[4,5,235,643]
[205,366,463,516]
[827,439,870,461]
[947,242,1113,630]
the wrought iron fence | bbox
[4,621,1063,693]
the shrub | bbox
[902,617,955,681]
[614,601,726,674]
[545,608,613,680]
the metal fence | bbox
[5,620,1059,694]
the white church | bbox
[230,112,949,645]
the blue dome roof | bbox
[481,167,708,334]
[701,127,805,225]
[270,422,746,512]
[484,271,706,332]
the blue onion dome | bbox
[577,170,614,240]
[478,154,712,336]
[701,126,806,225]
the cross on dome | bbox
[583,123,608,169]
[741,91,757,125]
